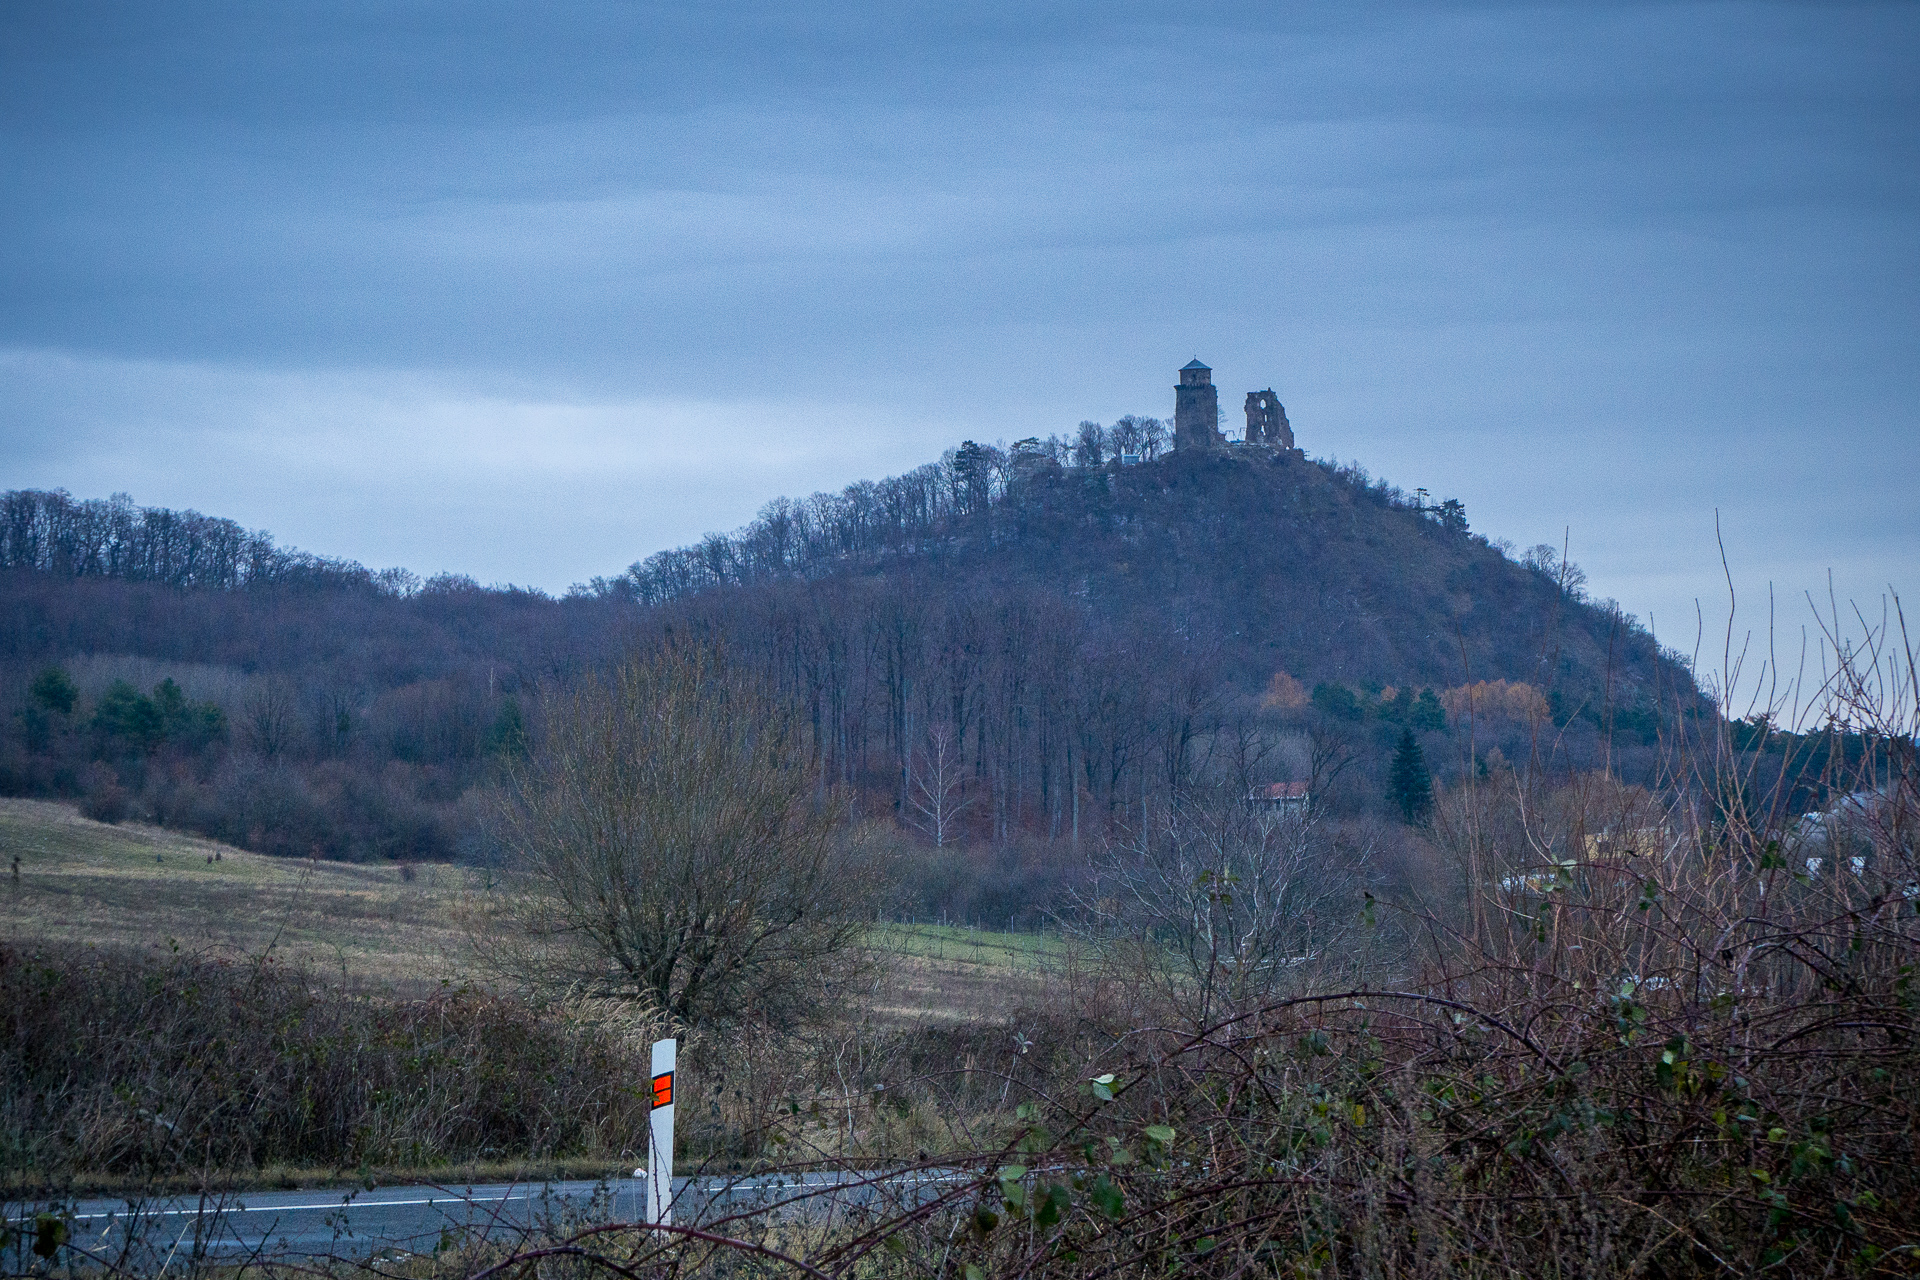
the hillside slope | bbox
[950,449,1668,704]
[619,446,1694,721]
[1,447,1700,864]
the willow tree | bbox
[488,642,875,1029]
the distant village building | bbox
[1796,789,1895,879]
[1248,781,1311,814]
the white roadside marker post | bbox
[645,1038,676,1226]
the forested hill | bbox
[0,444,1704,870]
[0,453,1690,710]
[601,444,1696,718]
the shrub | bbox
[28,667,76,716]
[77,762,131,824]
[0,941,650,1180]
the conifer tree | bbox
[29,666,77,716]
[1388,725,1433,822]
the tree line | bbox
[0,488,431,593]
[583,417,1292,607]
[1,431,1706,896]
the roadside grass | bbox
[5,1157,637,1202]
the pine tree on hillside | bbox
[1388,725,1433,822]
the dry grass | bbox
[0,799,1071,1200]
[0,799,1056,1018]
[0,798,480,994]
[863,924,1060,1024]
[1,935,653,1193]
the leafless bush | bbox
[0,940,649,1183]
[240,676,299,760]
[77,760,131,823]
[1069,790,1377,1025]
[479,641,885,1031]
[462,598,1918,1279]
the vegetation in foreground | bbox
[3,596,1915,1278]
[18,744,1911,1278]
[1,937,650,1190]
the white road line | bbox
[68,1194,528,1219]
[48,1169,976,1223]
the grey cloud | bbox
[0,0,1914,637]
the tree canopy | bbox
[484,643,879,1028]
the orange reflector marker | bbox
[651,1072,673,1109]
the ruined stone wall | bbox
[1243,389,1293,449]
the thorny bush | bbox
[464,603,1919,1279]
[0,940,649,1182]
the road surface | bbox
[9,1168,969,1268]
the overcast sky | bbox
[3,0,1915,682]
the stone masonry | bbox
[1244,389,1293,449]
[1174,359,1224,451]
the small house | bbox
[1248,781,1311,814]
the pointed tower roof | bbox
[1181,358,1210,371]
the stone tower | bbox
[1174,359,1223,451]
[1244,389,1293,449]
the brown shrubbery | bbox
[470,613,1918,1279]
[1440,678,1552,726]
[0,941,649,1184]
[921,774,1920,1278]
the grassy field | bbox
[0,799,1052,1015]
[865,922,1063,1022]
[1,797,488,993]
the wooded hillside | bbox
[0,443,1710,898]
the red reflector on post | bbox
[651,1072,673,1109]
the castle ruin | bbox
[1173,359,1295,453]
[1244,389,1292,449]
[1173,359,1224,452]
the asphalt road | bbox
[12,1169,967,1267]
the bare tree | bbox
[1073,420,1106,468]
[906,720,971,847]
[1523,541,1589,600]
[1307,721,1361,812]
[1224,717,1277,796]
[241,678,297,760]
[1140,415,1168,460]
[1069,789,1370,1024]
[483,642,881,1030]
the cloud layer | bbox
[2,1,1915,644]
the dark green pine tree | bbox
[486,698,530,758]
[1388,725,1433,822]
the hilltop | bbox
[0,441,1701,883]
[604,443,1694,725]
